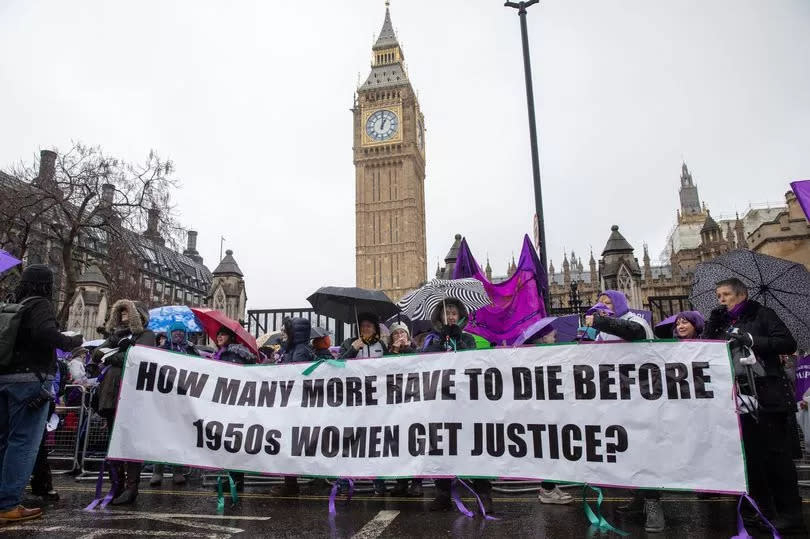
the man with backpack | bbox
[0,264,82,523]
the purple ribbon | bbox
[328,479,354,514]
[84,460,118,511]
[451,478,497,521]
[732,494,781,539]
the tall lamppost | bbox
[504,0,549,311]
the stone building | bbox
[748,190,810,268]
[543,162,790,320]
[353,4,427,300]
[438,163,799,323]
[1,149,248,338]
[210,249,247,324]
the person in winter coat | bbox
[311,335,334,360]
[212,327,256,365]
[161,322,199,356]
[585,290,653,342]
[387,322,417,356]
[280,318,315,364]
[654,311,704,340]
[379,321,422,497]
[93,299,154,506]
[151,321,196,487]
[339,313,388,359]
[0,264,83,523]
[422,299,477,353]
[703,278,804,532]
[585,291,661,530]
[210,326,256,492]
[420,300,492,513]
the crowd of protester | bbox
[0,263,806,533]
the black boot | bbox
[270,476,299,496]
[429,492,452,511]
[616,492,644,515]
[112,462,141,505]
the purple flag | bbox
[0,249,21,274]
[452,235,548,345]
[790,180,810,223]
[796,355,810,402]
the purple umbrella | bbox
[0,249,21,274]
[514,314,580,345]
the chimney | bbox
[36,150,58,190]
[101,183,114,205]
[143,206,165,246]
[183,230,204,264]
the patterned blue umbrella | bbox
[147,305,202,333]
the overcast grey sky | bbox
[1,0,809,308]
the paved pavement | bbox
[2,476,809,538]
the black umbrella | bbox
[690,249,810,350]
[306,286,400,324]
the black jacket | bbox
[216,343,257,364]
[592,315,648,342]
[162,340,199,356]
[280,317,315,364]
[422,327,477,353]
[3,297,82,376]
[704,300,796,411]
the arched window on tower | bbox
[617,265,634,299]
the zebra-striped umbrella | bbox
[397,278,492,321]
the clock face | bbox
[366,109,399,142]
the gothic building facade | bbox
[1,149,248,339]
[353,5,427,301]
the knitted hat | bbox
[388,321,410,337]
[21,264,53,285]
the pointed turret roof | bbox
[444,234,462,264]
[701,212,720,233]
[601,225,634,256]
[213,249,243,277]
[76,264,108,287]
[373,6,399,50]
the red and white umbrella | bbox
[190,308,258,357]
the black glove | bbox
[446,324,462,341]
[117,336,135,351]
[709,305,728,324]
[726,329,754,348]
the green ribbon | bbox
[216,474,238,512]
[302,358,346,376]
[582,484,629,536]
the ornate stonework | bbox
[353,5,426,301]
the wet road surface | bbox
[2,476,808,538]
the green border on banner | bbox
[727,341,750,494]
[109,341,746,494]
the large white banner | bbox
[108,342,747,493]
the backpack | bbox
[0,296,40,367]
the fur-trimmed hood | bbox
[105,299,149,333]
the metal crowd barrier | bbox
[44,384,87,474]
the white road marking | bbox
[351,509,400,539]
[1,526,221,539]
[96,510,270,521]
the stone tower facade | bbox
[353,5,427,300]
[209,250,247,323]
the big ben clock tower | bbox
[353,3,427,301]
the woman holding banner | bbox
[423,300,493,514]
[584,291,663,533]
